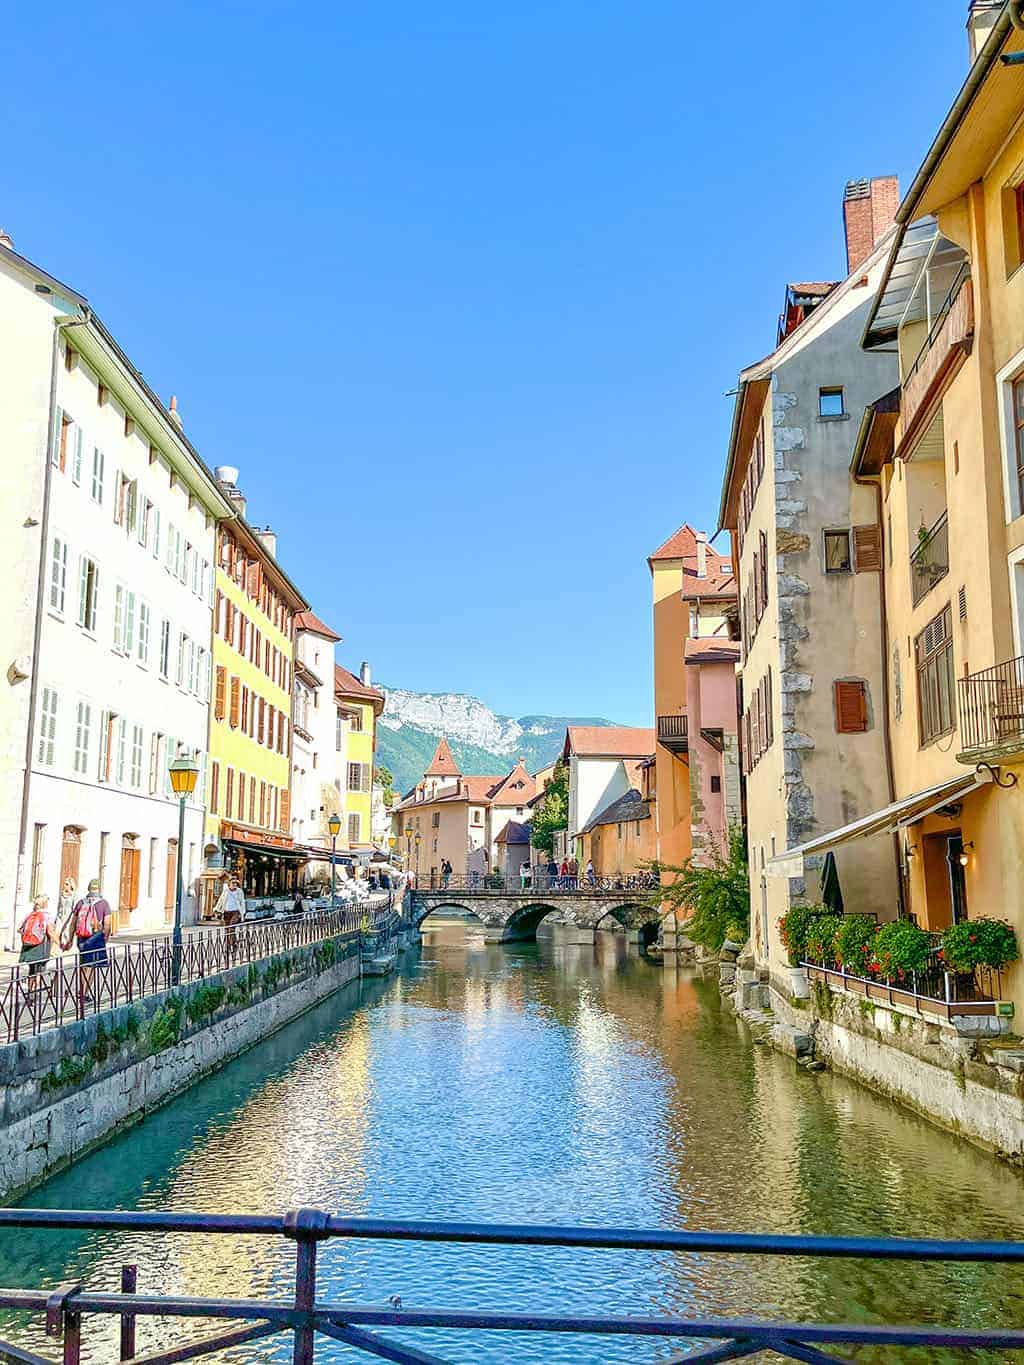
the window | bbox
[78,556,99,632]
[49,536,68,615]
[819,387,845,418]
[472,809,483,825]
[130,724,144,788]
[151,507,161,560]
[916,605,955,745]
[99,711,117,783]
[225,766,234,815]
[159,620,171,680]
[113,585,136,655]
[348,813,360,845]
[149,733,165,794]
[710,774,721,794]
[176,632,187,687]
[229,675,241,728]
[137,601,151,666]
[210,761,220,815]
[90,447,105,504]
[1014,378,1024,514]
[30,824,46,899]
[71,426,84,485]
[824,530,851,574]
[834,680,868,734]
[73,700,92,774]
[115,717,128,784]
[347,761,363,792]
[37,688,58,766]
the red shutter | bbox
[835,680,868,733]
[853,524,882,572]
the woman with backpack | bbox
[18,894,60,1000]
[70,879,112,1003]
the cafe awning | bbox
[767,770,991,878]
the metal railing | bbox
[958,653,1024,753]
[412,871,660,895]
[0,902,394,1044]
[2,1207,1024,1363]
[901,262,972,396]
[910,509,949,606]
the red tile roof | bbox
[563,726,656,759]
[425,738,461,777]
[487,760,537,807]
[295,610,342,643]
[648,523,699,564]
[335,664,385,713]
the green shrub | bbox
[655,825,750,953]
[41,1054,94,1094]
[185,983,226,1026]
[873,920,931,980]
[941,918,1020,973]
[778,904,832,966]
[148,996,183,1052]
[835,915,877,976]
[804,914,842,967]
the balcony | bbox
[957,655,1024,761]
[897,268,973,457]
[657,714,689,753]
[909,510,949,607]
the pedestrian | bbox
[214,874,246,962]
[519,861,531,890]
[568,855,579,890]
[71,880,112,1004]
[57,875,76,944]
[586,858,596,887]
[441,858,451,890]
[559,858,569,889]
[17,894,60,1005]
[547,858,558,890]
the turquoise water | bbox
[1,919,1023,1362]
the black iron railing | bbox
[958,654,1024,753]
[412,872,659,895]
[910,510,949,607]
[0,902,394,1044]
[1,1207,1023,1363]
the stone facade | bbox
[410,890,658,943]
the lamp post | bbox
[327,812,342,912]
[414,832,422,886]
[168,752,200,987]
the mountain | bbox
[376,687,620,793]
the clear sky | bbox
[6,2,969,724]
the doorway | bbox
[60,826,83,890]
[118,835,141,932]
[165,840,178,924]
[946,834,968,924]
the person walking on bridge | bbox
[568,855,579,890]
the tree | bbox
[374,764,395,809]
[652,825,750,952]
[530,761,569,857]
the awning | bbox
[767,770,990,878]
[222,836,308,863]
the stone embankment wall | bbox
[0,933,364,1201]
[721,952,1024,1166]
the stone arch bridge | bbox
[408,882,660,944]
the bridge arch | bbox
[412,899,487,930]
[501,901,565,941]
[594,902,662,951]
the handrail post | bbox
[284,1207,329,1363]
[119,1264,137,1360]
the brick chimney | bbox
[843,176,900,274]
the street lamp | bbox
[327,812,342,912]
[414,831,422,886]
[168,751,200,986]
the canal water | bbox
[2,919,1023,1362]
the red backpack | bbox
[20,910,46,947]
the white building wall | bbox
[570,756,631,837]
[293,629,340,854]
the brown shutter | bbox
[225,766,234,814]
[164,841,177,914]
[835,680,868,733]
[229,675,240,728]
[279,788,291,833]
[60,828,82,885]
[853,524,882,572]
[210,761,220,814]
[128,848,140,909]
[214,666,227,721]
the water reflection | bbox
[0,918,1022,1362]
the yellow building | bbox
[335,663,385,855]
[205,489,308,908]
[782,4,1024,1018]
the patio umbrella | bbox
[820,851,844,914]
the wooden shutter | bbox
[60,828,82,885]
[853,524,882,572]
[279,788,290,833]
[257,697,266,745]
[214,666,227,720]
[165,841,177,914]
[229,675,240,728]
[835,680,868,733]
[225,766,234,814]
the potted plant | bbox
[778,903,831,998]
[805,915,842,969]
[872,919,932,983]
[835,915,876,977]
[940,918,1019,975]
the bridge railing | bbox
[411,871,660,896]
[1,1206,1023,1363]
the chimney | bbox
[168,395,183,430]
[695,530,708,580]
[967,0,1001,63]
[843,176,900,274]
[255,526,277,559]
[360,661,372,686]
[214,464,247,519]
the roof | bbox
[294,610,341,643]
[583,788,651,833]
[563,726,656,760]
[487,760,537,807]
[648,523,701,564]
[684,637,742,665]
[496,819,531,846]
[680,562,736,602]
[425,738,461,778]
[392,765,531,813]
[335,664,385,714]
[788,282,837,296]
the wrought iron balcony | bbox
[958,655,1024,759]
[657,714,689,753]
[909,510,949,607]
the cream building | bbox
[0,233,232,938]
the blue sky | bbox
[6,2,968,724]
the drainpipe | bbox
[11,308,91,946]
[853,467,905,917]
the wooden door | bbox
[117,841,140,931]
[60,827,82,888]
[165,840,178,923]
